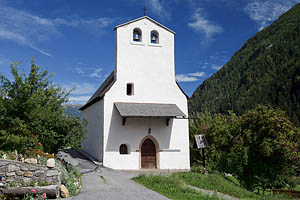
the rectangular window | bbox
[127,83,134,96]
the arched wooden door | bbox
[141,138,156,169]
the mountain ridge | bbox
[63,104,82,117]
[189,3,300,126]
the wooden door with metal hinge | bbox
[141,138,156,169]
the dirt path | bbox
[186,185,239,200]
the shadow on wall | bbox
[81,101,104,162]
[105,106,173,153]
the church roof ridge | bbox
[80,70,116,110]
[114,16,175,34]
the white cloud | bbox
[62,82,97,95]
[74,67,103,79]
[53,17,114,29]
[90,68,103,78]
[0,1,115,56]
[68,95,91,104]
[211,64,223,70]
[189,72,205,77]
[146,0,171,19]
[74,67,84,74]
[0,27,51,57]
[244,0,300,30]
[176,74,198,82]
[175,71,206,82]
[188,8,223,38]
[0,3,57,56]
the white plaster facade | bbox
[81,16,190,170]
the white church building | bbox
[80,16,190,170]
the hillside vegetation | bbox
[189,3,300,126]
[133,172,295,199]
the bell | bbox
[134,34,140,40]
[151,34,157,43]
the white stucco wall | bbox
[81,100,104,162]
[101,17,190,170]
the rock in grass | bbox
[24,171,33,177]
[60,184,70,198]
[46,170,58,177]
[24,158,37,164]
[47,158,55,168]
[7,164,20,172]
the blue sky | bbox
[0,0,299,104]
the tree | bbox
[190,112,239,173]
[189,112,214,164]
[0,59,87,153]
[230,105,300,192]
[191,106,300,192]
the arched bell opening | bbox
[150,30,159,44]
[133,28,142,42]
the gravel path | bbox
[62,150,169,200]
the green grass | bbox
[132,175,221,200]
[173,172,259,199]
[99,175,107,184]
[133,172,295,200]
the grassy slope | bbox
[173,172,258,199]
[133,172,294,200]
[132,175,221,200]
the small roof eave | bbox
[114,102,186,118]
[114,16,175,34]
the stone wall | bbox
[0,159,61,187]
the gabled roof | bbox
[79,71,188,111]
[114,16,175,34]
[80,71,115,110]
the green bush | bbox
[190,164,205,174]
[56,161,81,196]
[190,106,300,192]
[0,59,87,153]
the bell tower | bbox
[114,16,176,86]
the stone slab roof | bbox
[114,102,186,118]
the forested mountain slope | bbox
[189,3,300,126]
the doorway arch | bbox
[139,136,159,169]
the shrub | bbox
[0,59,87,153]
[56,160,81,196]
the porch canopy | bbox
[114,102,186,126]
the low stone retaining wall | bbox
[272,189,300,198]
[0,159,61,198]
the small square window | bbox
[127,83,134,96]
